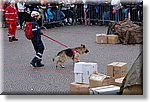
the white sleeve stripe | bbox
[32,28,37,31]
[35,55,42,59]
[37,52,42,56]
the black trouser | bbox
[18,12,25,28]
[31,37,45,62]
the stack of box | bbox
[107,62,128,79]
[88,72,120,95]
[70,62,97,95]
[89,62,128,95]
[70,61,128,95]
[96,34,118,44]
[74,62,98,84]
[106,62,127,88]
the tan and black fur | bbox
[53,44,89,68]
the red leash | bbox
[42,34,68,48]
[42,34,80,54]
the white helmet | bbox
[10,0,15,3]
[31,11,40,17]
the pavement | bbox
[1,25,142,95]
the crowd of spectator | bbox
[0,0,143,28]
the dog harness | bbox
[71,49,79,54]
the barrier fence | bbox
[0,2,143,28]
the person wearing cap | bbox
[30,11,45,67]
[5,0,18,42]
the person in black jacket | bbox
[30,11,45,67]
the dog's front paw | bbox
[76,60,80,63]
[60,65,65,68]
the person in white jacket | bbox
[17,0,26,29]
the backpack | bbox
[24,22,34,40]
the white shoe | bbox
[17,25,20,28]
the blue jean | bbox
[124,8,129,20]
[103,11,110,25]
[115,10,119,22]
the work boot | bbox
[30,57,38,67]
[20,26,23,29]
[36,60,44,67]
[12,37,18,41]
[9,37,13,42]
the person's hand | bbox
[10,24,12,29]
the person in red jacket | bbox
[0,1,7,27]
[5,0,18,42]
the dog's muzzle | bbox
[85,50,89,53]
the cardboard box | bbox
[107,62,119,78]
[96,34,108,44]
[89,85,120,95]
[115,77,125,87]
[107,62,128,79]
[70,82,90,95]
[74,62,97,84]
[89,72,115,88]
[107,35,118,44]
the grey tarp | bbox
[120,51,143,94]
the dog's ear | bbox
[81,44,85,47]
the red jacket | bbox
[5,5,17,24]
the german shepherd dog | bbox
[53,44,89,68]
